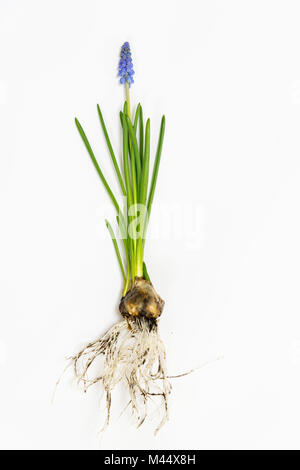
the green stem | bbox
[125,82,131,119]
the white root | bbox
[70,317,171,434]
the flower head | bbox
[118,42,134,87]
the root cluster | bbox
[71,316,171,433]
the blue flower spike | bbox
[118,41,135,87]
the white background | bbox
[0,0,300,450]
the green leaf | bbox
[139,118,150,206]
[75,118,120,215]
[97,105,126,196]
[143,262,151,282]
[139,105,144,167]
[122,110,133,211]
[133,104,140,134]
[147,115,165,218]
[116,214,131,295]
[142,116,165,250]
[105,219,126,280]
[136,118,150,274]
[126,115,142,188]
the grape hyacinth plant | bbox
[72,42,169,433]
